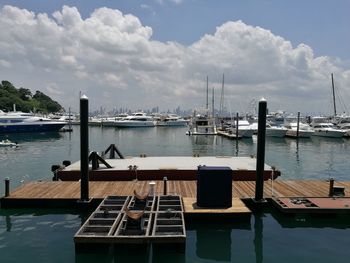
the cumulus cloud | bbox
[0,5,349,114]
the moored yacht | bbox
[311,123,345,138]
[187,110,217,135]
[285,122,314,138]
[229,120,254,138]
[114,112,155,127]
[0,110,67,133]
[266,123,288,137]
[156,114,188,127]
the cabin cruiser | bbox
[0,110,67,133]
[113,112,155,127]
[155,114,188,127]
[311,123,345,138]
[266,123,287,137]
[285,122,314,138]
[228,120,254,138]
[187,110,217,135]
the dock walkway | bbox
[2,180,349,203]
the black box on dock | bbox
[196,166,232,208]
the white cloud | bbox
[0,5,349,114]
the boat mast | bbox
[219,73,224,118]
[331,73,337,117]
[212,87,215,119]
[206,76,209,111]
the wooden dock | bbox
[2,180,349,208]
[56,156,280,181]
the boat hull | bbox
[286,130,313,138]
[312,130,344,138]
[0,123,66,133]
[266,128,287,137]
[114,121,155,127]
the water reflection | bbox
[254,214,263,263]
[196,225,232,261]
[6,215,12,232]
[1,132,62,143]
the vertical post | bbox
[163,177,168,195]
[296,112,300,138]
[329,178,334,196]
[68,107,72,131]
[4,177,10,197]
[235,112,239,139]
[80,95,89,201]
[255,98,267,202]
[149,181,156,196]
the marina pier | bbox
[2,179,349,208]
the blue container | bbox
[196,166,232,208]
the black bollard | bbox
[255,98,267,202]
[329,178,334,196]
[5,177,10,197]
[163,177,168,195]
[80,95,89,201]
[296,112,300,138]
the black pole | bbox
[163,177,168,195]
[235,112,239,139]
[255,99,267,202]
[5,177,10,197]
[296,112,300,138]
[80,95,89,201]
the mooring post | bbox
[149,181,156,196]
[163,177,168,195]
[4,177,10,197]
[329,178,334,196]
[235,112,239,139]
[296,112,300,138]
[80,95,89,201]
[255,98,267,202]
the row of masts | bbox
[204,73,341,119]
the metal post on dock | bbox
[163,177,168,195]
[4,177,10,197]
[254,98,267,203]
[329,178,334,196]
[296,112,300,138]
[80,95,89,202]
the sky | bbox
[0,0,349,114]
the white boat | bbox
[187,110,217,135]
[88,117,103,126]
[0,110,67,133]
[0,139,18,147]
[229,120,254,138]
[156,114,188,127]
[311,123,345,138]
[338,124,350,137]
[285,122,314,138]
[114,112,155,127]
[266,124,288,137]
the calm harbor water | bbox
[1,126,350,262]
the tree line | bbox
[0,80,63,113]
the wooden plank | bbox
[182,197,251,214]
[3,180,350,201]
